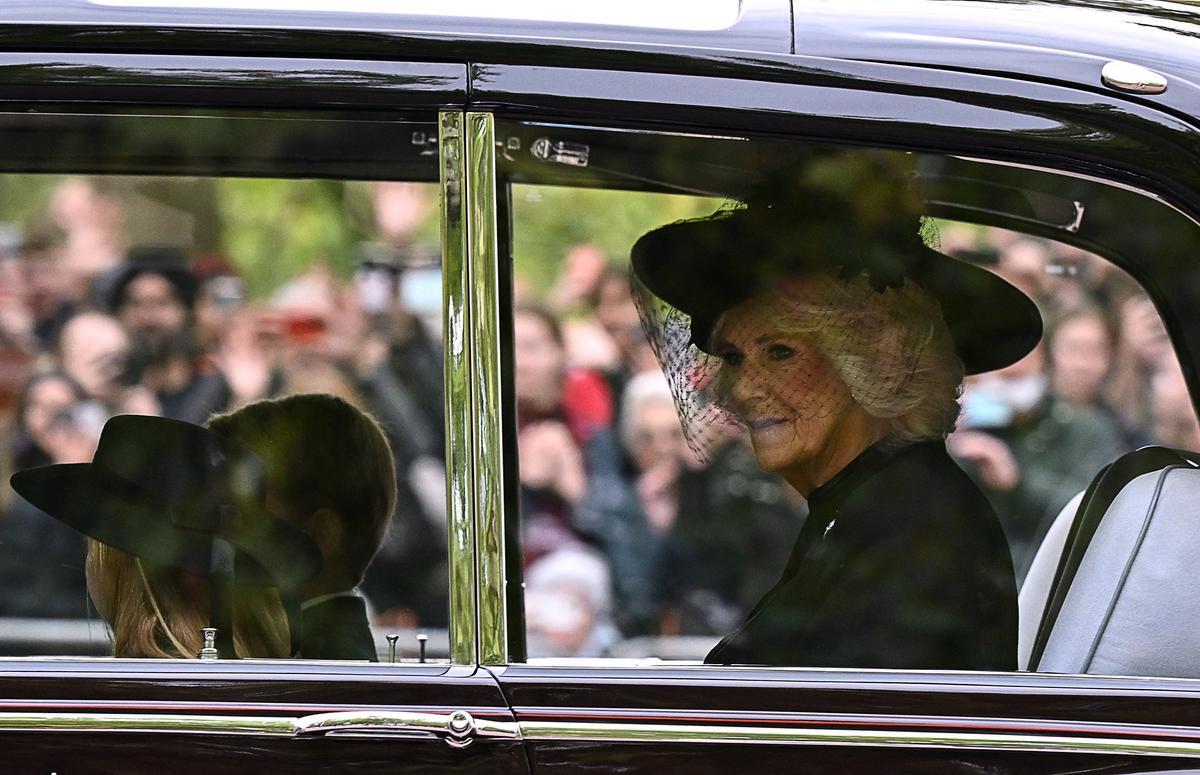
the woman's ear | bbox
[307,507,345,560]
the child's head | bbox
[205,393,397,594]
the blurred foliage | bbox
[0,173,712,300]
[215,178,366,298]
[0,175,63,228]
[511,184,722,295]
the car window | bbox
[499,121,1198,670]
[0,111,450,662]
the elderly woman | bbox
[630,164,1042,670]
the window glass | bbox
[0,112,449,662]
[501,122,1198,670]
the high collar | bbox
[807,436,920,512]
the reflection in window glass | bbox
[0,175,448,661]
[507,143,1195,670]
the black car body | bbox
[1,1,1200,773]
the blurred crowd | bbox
[943,228,1200,581]
[0,175,1195,662]
[515,229,1200,658]
[515,245,807,658]
[0,178,450,631]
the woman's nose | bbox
[727,367,766,412]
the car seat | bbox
[1022,446,1200,677]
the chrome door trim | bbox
[0,710,521,742]
[0,712,297,735]
[517,720,1200,757]
[440,109,478,667]
[464,110,509,666]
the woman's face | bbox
[23,376,80,444]
[710,283,861,475]
[1050,314,1111,405]
[628,398,686,472]
[514,312,565,414]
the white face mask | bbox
[961,374,1048,428]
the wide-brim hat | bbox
[631,189,1042,375]
[10,414,320,589]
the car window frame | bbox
[468,58,1200,675]
[0,54,480,669]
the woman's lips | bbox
[751,418,789,432]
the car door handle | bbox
[293,709,520,748]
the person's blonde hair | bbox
[86,541,290,659]
[767,272,964,444]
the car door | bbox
[0,52,529,774]
[470,48,1200,774]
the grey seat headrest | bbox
[1038,466,1200,677]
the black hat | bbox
[630,186,1042,375]
[10,414,320,589]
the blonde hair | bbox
[769,273,964,444]
[86,541,290,659]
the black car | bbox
[1,1,1200,772]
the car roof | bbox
[799,1,1200,108]
[3,0,1200,117]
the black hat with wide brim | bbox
[630,196,1042,375]
[10,414,320,590]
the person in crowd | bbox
[1150,364,1200,450]
[11,393,396,660]
[514,304,617,566]
[104,250,232,422]
[49,178,127,301]
[1108,293,1176,437]
[589,267,661,415]
[575,372,685,634]
[1047,305,1144,446]
[0,372,99,618]
[525,544,620,658]
[55,311,158,416]
[348,182,448,629]
[951,342,1125,580]
[1048,306,1114,408]
[632,164,1029,670]
[995,237,1053,310]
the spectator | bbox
[346,183,449,628]
[49,178,126,294]
[104,251,232,422]
[525,545,619,658]
[1047,306,1144,446]
[514,305,610,565]
[56,311,158,416]
[591,267,660,407]
[950,344,1124,580]
[574,372,684,634]
[0,373,100,618]
[1108,294,1175,438]
[1150,365,1200,450]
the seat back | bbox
[1030,448,1200,677]
[1017,491,1082,670]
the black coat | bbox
[298,595,378,661]
[707,440,1017,670]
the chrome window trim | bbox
[517,720,1200,757]
[441,109,478,666]
[464,110,509,666]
